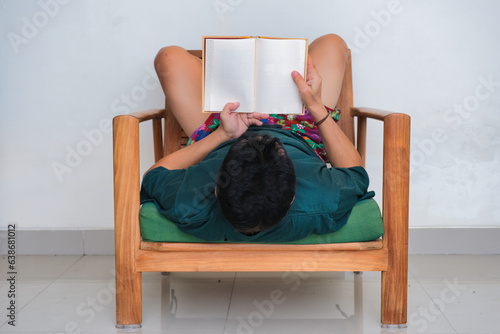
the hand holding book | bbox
[216,102,270,141]
[291,55,329,122]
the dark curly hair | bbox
[215,132,296,235]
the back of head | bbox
[216,132,296,235]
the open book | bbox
[202,36,308,114]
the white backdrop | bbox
[1,0,499,230]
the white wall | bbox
[1,0,499,230]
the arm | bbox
[292,56,362,168]
[144,102,269,174]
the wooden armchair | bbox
[113,50,411,328]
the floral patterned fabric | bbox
[187,106,341,161]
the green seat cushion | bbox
[140,198,384,244]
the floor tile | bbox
[0,281,52,315]
[58,255,115,282]
[226,272,369,334]
[418,281,500,334]
[3,255,82,282]
[409,255,500,283]
[0,282,117,333]
[0,255,497,334]
[141,272,235,333]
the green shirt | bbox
[140,126,374,242]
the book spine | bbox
[253,37,257,113]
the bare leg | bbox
[154,46,209,137]
[154,37,347,134]
[308,34,349,109]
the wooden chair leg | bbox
[113,115,143,328]
[115,267,142,328]
[381,267,408,326]
[380,113,410,326]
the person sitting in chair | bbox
[140,34,374,242]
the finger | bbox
[307,54,317,73]
[306,55,320,82]
[222,102,240,114]
[292,70,310,92]
[292,70,303,81]
[229,102,240,111]
[241,112,266,125]
[250,112,269,119]
[292,70,305,86]
[247,118,263,126]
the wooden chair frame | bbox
[113,50,411,328]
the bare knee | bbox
[312,34,348,57]
[154,46,189,73]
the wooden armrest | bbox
[113,114,142,260]
[124,108,166,123]
[351,106,410,254]
[351,107,408,121]
[352,106,410,166]
[114,109,168,162]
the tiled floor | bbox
[0,255,499,334]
